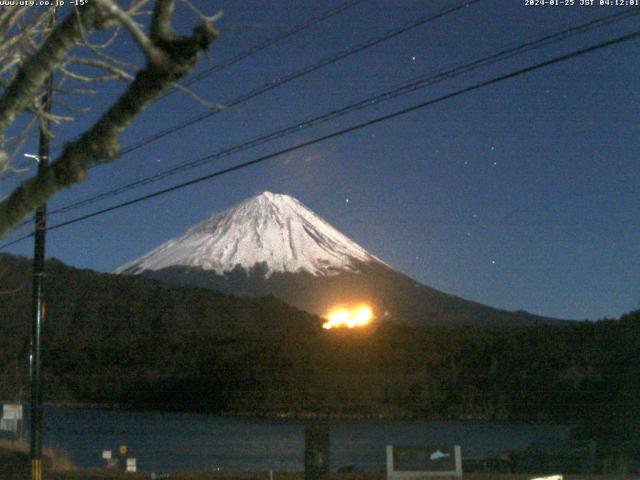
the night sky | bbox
[1,0,638,320]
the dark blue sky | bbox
[2,0,639,320]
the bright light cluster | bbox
[322,304,373,330]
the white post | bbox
[454,445,462,477]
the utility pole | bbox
[30,8,55,480]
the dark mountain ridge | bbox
[141,261,563,327]
[2,249,640,469]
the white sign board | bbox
[387,445,462,479]
[2,404,23,420]
[0,418,18,433]
[102,450,112,460]
[126,458,137,472]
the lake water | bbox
[5,406,571,473]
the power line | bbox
[49,0,366,156]
[1,0,481,246]
[51,0,477,157]
[178,0,367,90]
[113,0,483,155]
[37,9,638,220]
[1,0,479,243]
[1,29,636,250]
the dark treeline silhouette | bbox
[1,253,638,465]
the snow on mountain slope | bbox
[116,192,387,277]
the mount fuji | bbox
[117,191,387,278]
[116,192,561,327]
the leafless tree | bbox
[0,0,219,237]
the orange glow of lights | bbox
[322,305,373,330]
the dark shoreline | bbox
[22,401,576,428]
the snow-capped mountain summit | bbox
[116,191,386,277]
[117,191,562,327]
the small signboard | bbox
[2,404,23,420]
[126,458,137,472]
[0,418,18,433]
[387,445,462,479]
[102,450,112,460]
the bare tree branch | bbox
[172,81,224,109]
[126,0,152,16]
[0,1,218,235]
[53,86,98,96]
[150,0,175,42]
[66,57,134,81]
[94,0,163,62]
[59,65,128,83]
[0,4,103,152]
[53,98,91,115]
[179,0,223,25]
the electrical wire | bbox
[109,0,483,156]
[8,0,486,234]
[178,0,367,90]
[1,0,483,246]
[49,0,367,156]
[1,28,637,250]
[38,8,639,219]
